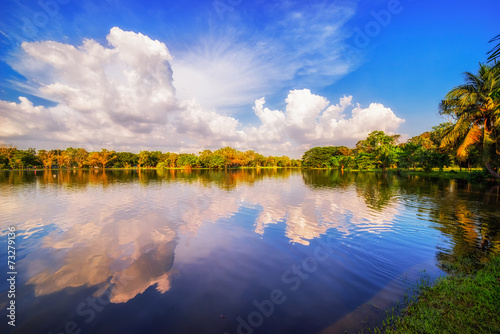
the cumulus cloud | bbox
[245,89,404,155]
[0,27,404,156]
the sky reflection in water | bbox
[0,169,498,334]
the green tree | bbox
[114,152,138,168]
[302,146,351,168]
[177,153,200,167]
[356,131,399,153]
[64,147,89,168]
[9,149,39,169]
[253,153,267,167]
[138,150,158,168]
[208,154,226,168]
[198,150,213,168]
[356,131,400,171]
[439,63,500,178]
[355,152,376,170]
[162,152,178,168]
[276,156,291,167]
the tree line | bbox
[0,145,301,169]
[302,127,455,172]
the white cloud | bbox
[0,27,404,157]
[245,89,404,155]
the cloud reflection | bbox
[27,213,177,303]
[19,169,400,304]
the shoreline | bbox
[368,255,500,333]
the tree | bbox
[0,145,16,169]
[377,144,401,171]
[97,149,116,169]
[37,150,55,169]
[9,150,39,169]
[356,131,400,153]
[53,150,70,169]
[177,153,199,168]
[207,154,226,168]
[439,63,500,178]
[64,147,89,168]
[74,148,90,168]
[198,150,213,168]
[138,151,152,168]
[401,127,453,173]
[162,152,178,168]
[87,152,100,168]
[214,146,240,168]
[114,152,138,168]
[276,156,291,167]
[302,146,351,168]
[253,153,266,167]
[398,142,420,170]
[356,131,400,171]
[355,152,376,170]
[0,145,16,160]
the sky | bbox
[0,0,498,157]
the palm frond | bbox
[463,70,482,89]
[487,34,500,63]
[441,116,471,149]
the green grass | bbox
[368,256,500,334]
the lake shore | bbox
[369,255,500,334]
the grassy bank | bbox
[370,256,500,334]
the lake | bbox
[0,169,499,334]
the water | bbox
[0,169,498,334]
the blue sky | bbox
[0,0,498,156]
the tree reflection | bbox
[301,170,500,271]
[0,168,300,190]
[302,170,401,211]
[424,182,500,272]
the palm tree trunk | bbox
[484,160,500,179]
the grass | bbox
[366,256,500,334]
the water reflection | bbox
[0,169,499,334]
[27,212,176,304]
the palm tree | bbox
[439,63,500,178]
